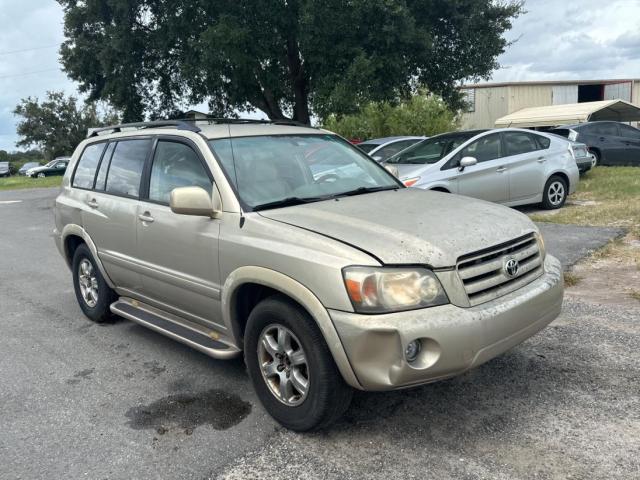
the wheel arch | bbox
[221,266,362,389]
[547,170,570,189]
[60,224,116,289]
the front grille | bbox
[457,233,543,306]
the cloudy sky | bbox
[1,0,640,151]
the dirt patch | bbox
[125,389,251,434]
[565,234,640,307]
[66,367,95,385]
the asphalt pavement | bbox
[0,187,638,479]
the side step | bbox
[110,298,241,360]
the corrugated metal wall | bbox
[552,85,578,104]
[604,82,632,101]
[460,87,509,129]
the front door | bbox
[135,138,223,328]
[454,132,509,203]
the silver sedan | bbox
[384,128,580,209]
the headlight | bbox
[402,177,420,187]
[535,232,546,261]
[343,266,448,313]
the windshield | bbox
[386,132,478,165]
[44,160,57,167]
[209,134,400,210]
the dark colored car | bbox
[26,157,70,178]
[18,161,41,176]
[0,161,11,177]
[551,121,640,166]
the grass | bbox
[563,272,582,287]
[530,167,640,236]
[0,175,62,191]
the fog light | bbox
[405,340,421,362]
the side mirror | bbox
[458,156,477,172]
[170,186,222,218]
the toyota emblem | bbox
[504,258,519,278]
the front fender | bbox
[221,266,362,389]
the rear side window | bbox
[503,132,540,156]
[72,143,106,189]
[536,135,551,149]
[619,124,640,139]
[148,141,212,204]
[593,123,619,136]
[105,139,151,198]
[94,142,116,191]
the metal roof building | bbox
[459,79,640,129]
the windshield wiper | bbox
[252,196,328,211]
[334,185,399,198]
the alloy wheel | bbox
[78,258,99,308]
[257,324,309,406]
[547,181,565,206]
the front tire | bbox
[542,175,568,210]
[72,243,117,322]
[37,172,46,178]
[244,295,353,431]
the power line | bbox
[0,44,60,56]
[0,68,61,80]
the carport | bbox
[494,99,640,128]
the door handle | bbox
[86,198,99,209]
[496,166,507,172]
[537,156,546,163]
[138,213,154,223]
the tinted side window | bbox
[72,143,106,189]
[94,142,116,191]
[619,124,640,139]
[105,139,151,198]
[503,132,540,156]
[148,141,212,204]
[536,135,551,149]
[459,134,502,162]
[594,123,619,136]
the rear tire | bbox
[72,243,117,323]
[542,175,568,210]
[244,295,353,431]
[37,172,46,178]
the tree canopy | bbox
[13,91,119,160]
[324,93,459,140]
[59,0,523,123]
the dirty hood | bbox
[258,188,537,268]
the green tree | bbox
[13,91,119,160]
[324,93,459,140]
[58,0,523,123]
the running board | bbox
[110,298,241,360]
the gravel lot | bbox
[1,188,638,479]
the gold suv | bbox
[53,119,564,431]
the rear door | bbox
[501,131,547,201]
[453,133,510,203]
[135,137,223,328]
[617,124,640,166]
[78,137,152,293]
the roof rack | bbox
[87,120,201,138]
[87,117,313,138]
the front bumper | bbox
[329,255,563,391]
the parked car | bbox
[357,136,426,162]
[0,161,12,177]
[54,120,563,431]
[385,128,579,209]
[27,157,70,177]
[18,161,41,175]
[545,135,592,173]
[551,121,640,166]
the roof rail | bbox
[87,120,201,138]
[180,117,311,128]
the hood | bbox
[27,166,47,173]
[258,188,537,268]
